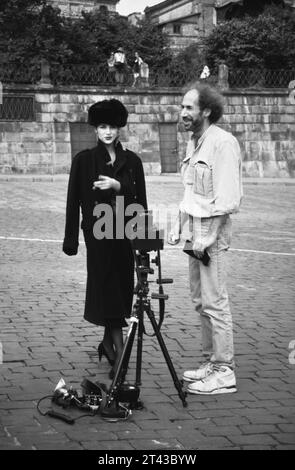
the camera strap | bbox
[141,297,165,337]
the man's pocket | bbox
[193,162,213,198]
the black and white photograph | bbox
[0,0,294,457]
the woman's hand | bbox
[93,175,121,192]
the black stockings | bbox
[103,326,123,369]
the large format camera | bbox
[129,210,164,253]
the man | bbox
[114,47,126,85]
[169,82,243,395]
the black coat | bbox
[63,140,148,327]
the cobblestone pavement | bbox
[0,177,294,451]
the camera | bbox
[130,210,164,252]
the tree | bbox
[0,1,172,76]
[63,12,171,69]
[63,10,138,65]
[133,18,171,70]
[203,5,295,71]
[0,0,72,65]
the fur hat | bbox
[88,99,128,128]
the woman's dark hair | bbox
[183,81,224,124]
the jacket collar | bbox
[113,140,127,176]
[182,124,216,164]
[94,139,127,176]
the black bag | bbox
[183,240,211,266]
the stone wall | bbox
[0,85,294,177]
[47,0,118,17]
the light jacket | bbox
[180,124,243,218]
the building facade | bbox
[48,0,119,17]
[144,0,295,52]
[145,0,212,52]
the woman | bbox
[63,99,147,379]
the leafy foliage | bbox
[203,5,295,70]
[0,1,171,70]
[0,0,72,65]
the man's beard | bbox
[183,115,205,134]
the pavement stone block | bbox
[179,436,234,450]
[128,438,184,450]
[227,433,279,446]
[199,425,243,436]
[270,433,295,444]
[81,441,135,450]
[65,429,118,442]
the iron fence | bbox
[50,63,114,86]
[0,63,41,84]
[229,68,295,88]
[0,96,35,121]
[0,62,215,88]
[49,63,212,88]
[0,61,294,89]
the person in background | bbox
[114,47,127,85]
[132,52,143,87]
[107,51,116,84]
[200,65,210,80]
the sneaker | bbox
[183,362,214,382]
[187,366,237,395]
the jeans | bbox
[188,216,235,369]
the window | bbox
[173,24,181,34]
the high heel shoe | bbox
[97,342,115,366]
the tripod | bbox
[101,247,187,420]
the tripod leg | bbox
[135,310,144,387]
[146,306,188,408]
